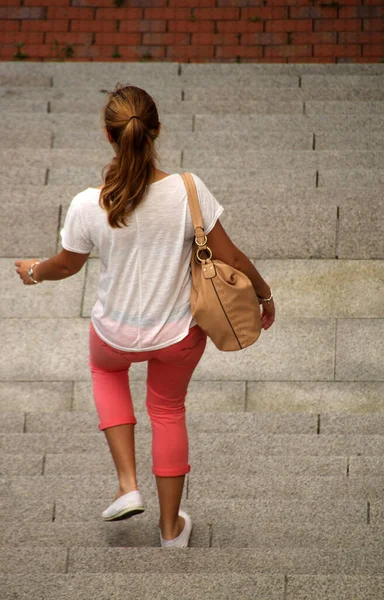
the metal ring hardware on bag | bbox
[196,246,213,263]
[195,234,208,247]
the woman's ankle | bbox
[159,515,184,540]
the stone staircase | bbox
[0,61,384,599]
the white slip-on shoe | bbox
[102,490,145,521]
[159,509,193,548]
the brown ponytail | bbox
[100,84,160,229]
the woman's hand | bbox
[14,259,40,285]
[260,299,275,331]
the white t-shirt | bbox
[60,173,224,352]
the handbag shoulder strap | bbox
[180,172,207,246]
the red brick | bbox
[71,0,115,5]
[166,44,214,59]
[71,20,117,32]
[363,19,384,31]
[339,32,384,44]
[216,0,248,5]
[74,45,115,58]
[0,45,20,59]
[313,44,361,57]
[2,31,46,44]
[21,20,69,32]
[217,20,263,34]
[144,8,190,19]
[194,8,240,19]
[314,19,362,32]
[290,57,337,64]
[45,32,93,44]
[0,0,19,5]
[96,32,142,44]
[0,7,45,19]
[24,0,69,5]
[290,6,338,18]
[120,19,166,33]
[241,7,288,20]
[169,0,214,5]
[118,45,166,59]
[341,6,383,18]
[266,20,313,33]
[242,33,287,45]
[19,44,58,58]
[363,44,384,56]
[191,32,238,45]
[95,8,143,19]
[265,44,312,57]
[47,7,93,19]
[215,45,262,58]
[291,32,337,44]
[0,20,20,31]
[168,19,213,33]
[142,32,189,45]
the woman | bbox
[15,84,275,548]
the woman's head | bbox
[100,84,161,228]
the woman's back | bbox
[60,172,224,351]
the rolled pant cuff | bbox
[99,419,137,431]
[153,465,191,477]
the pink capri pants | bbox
[88,322,207,477]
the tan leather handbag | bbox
[181,172,262,352]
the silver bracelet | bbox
[257,289,273,303]
[28,261,41,284]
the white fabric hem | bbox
[61,241,92,254]
[91,316,198,353]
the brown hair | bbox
[100,84,160,229]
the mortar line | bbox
[192,114,195,132]
[185,473,189,499]
[52,501,56,522]
[367,501,371,525]
[23,412,27,433]
[50,132,54,149]
[70,381,75,411]
[56,204,62,251]
[180,149,184,168]
[317,414,321,435]
[335,205,340,259]
[315,170,319,188]
[41,454,46,475]
[65,548,70,574]
[283,574,288,600]
[79,259,88,318]
[334,318,338,381]
[312,132,315,150]
[346,456,350,477]
[244,380,248,413]
[208,523,213,548]
[178,64,182,76]
[44,169,49,186]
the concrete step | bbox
[1,378,384,416]
[2,317,383,382]
[0,572,285,600]
[3,545,384,576]
[0,511,380,551]
[5,410,384,436]
[3,429,384,457]
[6,147,384,170]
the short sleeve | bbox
[60,197,94,254]
[192,174,224,235]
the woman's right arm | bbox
[206,220,275,330]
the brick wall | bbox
[0,0,383,63]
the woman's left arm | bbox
[15,249,90,285]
